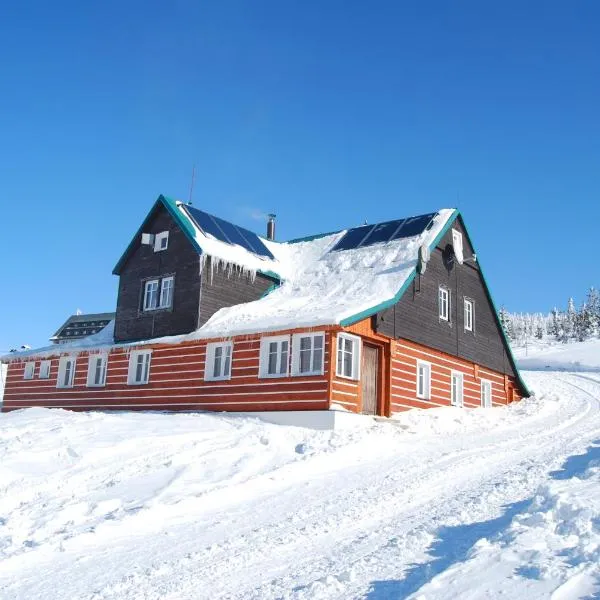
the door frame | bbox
[359,340,389,416]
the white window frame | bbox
[336,333,361,380]
[39,360,51,379]
[481,379,492,408]
[57,356,76,388]
[439,286,450,322]
[291,332,325,376]
[159,276,174,309]
[127,350,152,385]
[143,279,160,311]
[23,362,35,380]
[452,228,464,264]
[87,353,108,387]
[205,342,233,381]
[451,371,464,407]
[416,360,431,400]
[154,231,169,252]
[464,298,474,332]
[259,335,290,378]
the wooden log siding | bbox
[390,337,522,413]
[2,331,331,413]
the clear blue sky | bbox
[1,1,599,351]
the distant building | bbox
[50,313,115,344]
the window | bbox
[336,333,361,380]
[87,354,108,387]
[205,342,233,381]
[259,335,290,377]
[143,276,174,311]
[451,371,464,407]
[144,280,159,310]
[439,286,450,321]
[128,350,152,385]
[160,276,174,309]
[417,360,431,399]
[464,298,474,332]
[23,362,35,380]
[57,357,76,388]
[154,231,169,252]
[481,379,492,408]
[452,229,464,264]
[292,333,325,376]
[39,360,51,379]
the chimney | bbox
[267,214,276,241]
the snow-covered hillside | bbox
[514,337,600,372]
[1,348,600,598]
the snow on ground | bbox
[0,363,6,404]
[515,337,600,372]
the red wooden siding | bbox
[2,331,331,413]
[390,337,521,412]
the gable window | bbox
[452,229,464,264]
[291,333,325,376]
[160,276,174,309]
[144,280,159,310]
[57,357,76,388]
[416,360,431,400]
[205,342,233,381]
[128,350,152,385]
[336,333,361,380]
[451,371,464,407]
[464,298,474,332]
[39,360,51,379]
[143,276,174,311]
[23,362,35,380]
[87,354,108,387]
[439,286,450,321]
[481,379,492,408]
[259,335,290,378]
[154,231,169,252]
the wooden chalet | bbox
[1,195,528,417]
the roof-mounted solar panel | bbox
[331,212,438,252]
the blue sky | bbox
[1,1,599,351]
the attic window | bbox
[154,231,169,252]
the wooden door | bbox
[361,345,378,415]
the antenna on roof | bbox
[188,164,196,206]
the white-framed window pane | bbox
[154,231,169,252]
[452,229,464,264]
[205,342,233,381]
[160,277,174,308]
[268,341,278,374]
[279,340,289,374]
[23,362,35,380]
[213,345,223,378]
[439,287,449,321]
[336,334,359,380]
[464,299,473,331]
[144,280,159,310]
[223,345,231,377]
[260,336,290,378]
[39,360,51,379]
[481,380,492,408]
[451,372,463,407]
[312,335,323,373]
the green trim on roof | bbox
[287,230,341,244]
[339,209,529,397]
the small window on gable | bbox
[291,333,325,376]
[464,298,474,332]
[417,360,431,400]
[87,354,108,387]
[439,286,450,322]
[452,229,464,264]
[205,342,233,381]
[259,335,290,378]
[154,231,169,252]
[23,362,35,380]
[39,360,51,379]
[128,350,152,385]
[336,333,361,380]
[57,357,76,388]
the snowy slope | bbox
[515,337,600,372]
[1,364,600,599]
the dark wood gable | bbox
[374,216,519,378]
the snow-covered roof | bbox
[3,203,458,360]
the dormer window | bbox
[154,231,169,252]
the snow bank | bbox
[515,338,600,372]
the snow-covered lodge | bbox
[1,195,528,417]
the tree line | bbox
[499,287,600,345]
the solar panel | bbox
[184,206,274,260]
[330,225,374,252]
[331,212,437,252]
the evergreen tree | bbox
[499,307,514,340]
